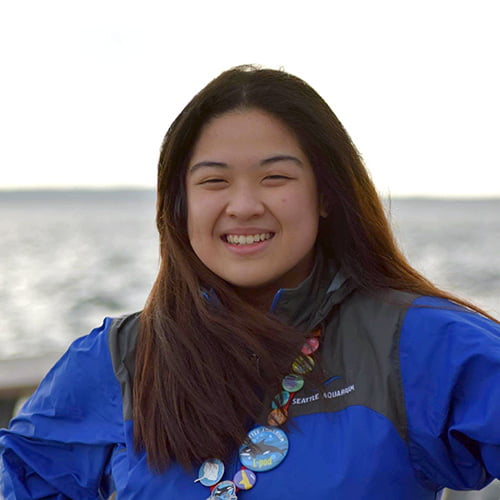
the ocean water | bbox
[0,190,499,359]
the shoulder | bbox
[398,295,500,394]
[45,317,120,393]
[341,288,498,343]
[399,295,500,392]
[8,316,133,442]
[400,296,499,352]
[40,316,128,397]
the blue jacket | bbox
[1,261,500,499]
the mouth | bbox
[222,232,275,246]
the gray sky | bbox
[1,0,499,197]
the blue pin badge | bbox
[208,480,238,499]
[195,458,224,487]
[233,468,257,490]
[238,425,289,472]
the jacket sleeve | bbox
[0,318,124,499]
[400,297,500,492]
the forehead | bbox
[189,109,306,164]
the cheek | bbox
[278,191,321,247]
[277,189,320,222]
[186,196,204,244]
[186,194,219,242]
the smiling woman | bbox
[186,109,324,305]
[1,65,500,500]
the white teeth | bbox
[226,233,273,245]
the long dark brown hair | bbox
[134,65,498,472]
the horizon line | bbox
[0,186,499,201]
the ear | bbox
[319,193,329,218]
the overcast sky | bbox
[1,0,499,197]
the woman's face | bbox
[186,108,324,297]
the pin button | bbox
[267,407,288,426]
[233,468,257,490]
[301,336,320,355]
[196,458,224,487]
[271,390,291,409]
[292,355,315,374]
[239,426,289,472]
[208,480,238,499]
[282,373,304,392]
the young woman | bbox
[1,66,499,500]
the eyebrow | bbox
[188,161,228,174]
[188,155,303,174]
[260,155,304,167]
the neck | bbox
[235,284,279,312]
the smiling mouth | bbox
[223,233,275,245]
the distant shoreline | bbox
[0,188,156,203]
[0,188,498,203]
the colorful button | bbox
[301,336,320,355]
[267,407,288,426]
[282,373,304,392]
[292,355,315,374]
[239,426,289,472]
[208,480,238,499]
[196,458,224,487]
[270,390,291,410]
[233,468,257,490]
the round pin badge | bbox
[233,468,257,490]
[282,373,304,392]
[196,458,224,487]
[301,336,320,355]
[208,480,238,499]
[292,355,315,374]
[239,425,289,472]
[271,390,291,410]
[267,407,288,426]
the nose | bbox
[225,184,265,219]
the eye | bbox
[194,177,229,190]
[262,174,294,185]
[265,175,291,180]
[199,178,227,185]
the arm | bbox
[0,318,124,499]
[400,298,500,492]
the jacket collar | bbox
[270,252,355,330]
